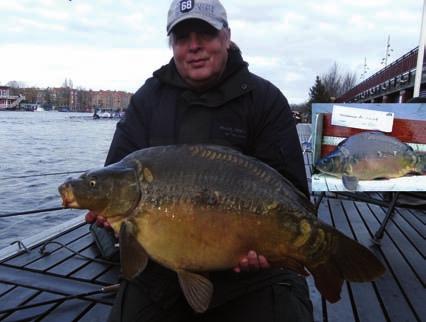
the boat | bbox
[98,111,112,118]
[93,109,124,119]
[57,107,70,112]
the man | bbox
[89,0,314,321]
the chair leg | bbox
[372,192,400,245]
[314,192,325,214]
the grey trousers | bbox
[108,263,313,322]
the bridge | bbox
[337,47,426,103]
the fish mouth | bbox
[63,198,80,208]
[58,184,80,208]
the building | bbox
[0,86,25,110]
[1,85,132,112]
[337,47,426,103]
[90,90,132,111]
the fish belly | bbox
[351,155,414,179]
[132,205,299,272]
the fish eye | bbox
[89,179,96,188]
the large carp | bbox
[315,131,425,190]
[59,144,385,312]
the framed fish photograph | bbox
[310,103,426,192]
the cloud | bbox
[0,0,423,103]
[0,44,171,92]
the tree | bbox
[339,72,358,97]
[43,88,53,106]
[309,76,330,103]
[6,80,25,88]
[77,88,92,112]
[321,63,357,99]
[62,78,73,89]
[6,81,26,96]
[22,87,39,103]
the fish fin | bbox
[119,221,149,279]
[342,175,358,190]
[177,270,213,313]
[336,137,349,147]
[331,230,385,282]
[308,227,385,303]
[310,261,343,303]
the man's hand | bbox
[233,250,270,273]
[85,211,112,230]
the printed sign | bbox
[331,105,394,132]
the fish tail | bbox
[308,229,385,303]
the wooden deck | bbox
[0,223,119,321]
[0,124,424,321]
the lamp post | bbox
[414,0,426,97]
[381,35,393,67]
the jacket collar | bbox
[153,49,254,107]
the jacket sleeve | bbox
[104,89,150,166]
[251,81,309,197]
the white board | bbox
[311,174,426,192]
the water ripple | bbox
[0,111,116,249]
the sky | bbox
[0,0,424,103]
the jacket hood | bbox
[153,48,253,107]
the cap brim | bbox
[167,15,223,35]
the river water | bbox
[0,111,117,249]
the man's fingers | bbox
[234,251,270,273]
[85,211,115,234]
[258,255,270,269]
[96,216,107,227]
[247,250,260,270]
[103,220,112,229]
[85,211,97,223]
[238,257,249,271]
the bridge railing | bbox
[338,47,422,102]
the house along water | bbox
[0,111,117,249]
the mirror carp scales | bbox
[59,144,385,312]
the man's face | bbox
[171,19,230,90]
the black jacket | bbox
[105,49,310,308]
[106,49,308,197]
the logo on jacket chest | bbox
[217,125,247,139]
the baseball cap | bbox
[167,0,228,35]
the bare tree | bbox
[6,81,26,95]
[320,63,357,99]
[22,87,40,103]
[6,80,26,88]
[62,78,73,89]
[340,73,358,96]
